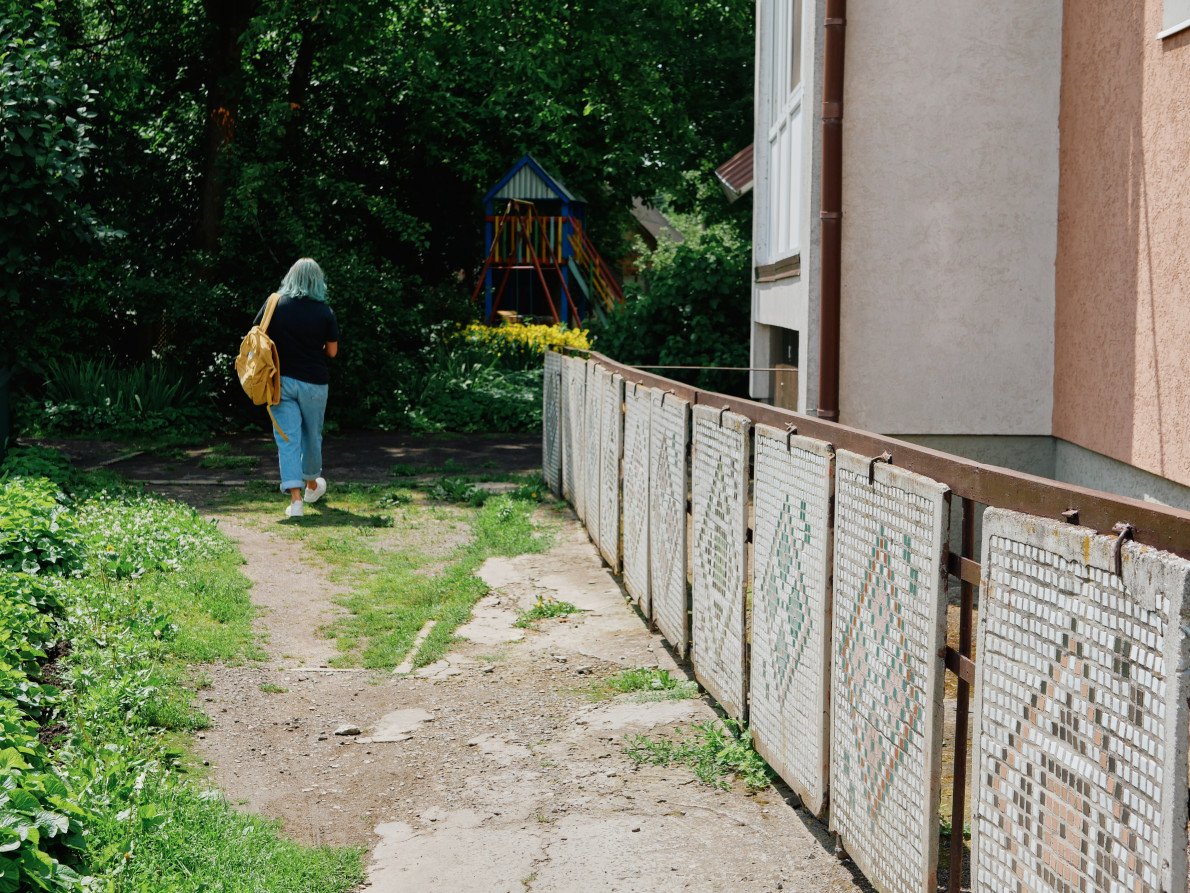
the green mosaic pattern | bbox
[830,450,949,893]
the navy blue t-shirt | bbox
[253,295,339,385]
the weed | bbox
[259,682,289,694]
[625,718,774,791]
[590,667,699,702]
[377,489,413,508]
[199,445,259,470]
[427,476,485,506]
[513,596,580,628]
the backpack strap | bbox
[260,292,281,333]
[267,405,289,443]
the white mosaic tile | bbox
[542,351,563,496]
[562,355,585,516]
[829,450,950,893]
[971,509,1190,893]
[597,370,623,571]
[622,383,651,613]
[749,426,835,816]
[649,389,690,656]
[691,405,752,721]
[582,360,601,534]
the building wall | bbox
[836,0,1063,435]
[1053,0,1190,487]
[750,0,824,410]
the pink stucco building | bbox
[745,0,1190,507]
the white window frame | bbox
[761,0,804,266]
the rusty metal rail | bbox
[563,348,1190,893]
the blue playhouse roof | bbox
[484,154,585,205]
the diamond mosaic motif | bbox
[542,351,563,496]
[562,356,585,516]
[621,383,651,613]
[649,389,690,656]
[690,405,751,721]
[971,509,1190,893]
[597,371,623,571]
[749,426,835,817]
[830,450,950,893]
[582,360,601,534]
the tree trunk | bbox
[197,0,259,253]
[282,22,320,168]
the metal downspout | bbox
[817,0,845,421]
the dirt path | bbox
[193,503,872,892]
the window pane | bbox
[1165,0,1190,31]
[791,0,803,93]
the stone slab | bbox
[749,426,835,817]
[649,389,690,656]
[971,508,1190,893]
[562,356,584,513]
[542,351,563,496]
[690,405,752,721]
[829,450,950,893]
[621,382,651,613]
[597,370,623,571]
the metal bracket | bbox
[717,405,730,427]
[867,451,893,485]
[1112,522,1135,577]
[785,423,799,450]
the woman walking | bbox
[253,258,339,518]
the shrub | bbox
[586,228,750,394]
[454,323,589,371]
[0,478,82,575]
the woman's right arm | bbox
[325,341,338,358]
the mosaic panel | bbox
[542,351,563,497]
[829,450,950,893]
[597,371,623,570]
[749,426,835,817]
[971,509,1190,893]
[690,405,752,721]
[649,389,690,656]
[562,356,585,515]
[621,383,652,613]
[582,360,601,532]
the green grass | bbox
[588,667,699,702]
[513,596,580,629]
[625,718,774,791]
[198,446,259,470]
[0,455,365,892]
[259,682,289,694]
[216,480,555,670]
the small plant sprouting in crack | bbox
[589,667,699,703]
[513,596,580,628]
[625,718,774,791]
[259,682,289,694]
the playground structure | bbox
[472,155,623,326]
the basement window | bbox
[1159,0,1190,38]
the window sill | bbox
[755,255,801,283]
[1157,17,1190,38]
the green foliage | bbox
[0,6,100,331]
[0,448,80,492]
[513,596,579,628]
[625,718,774,791]
[588,228,751,394]
[590,667,700,702]
[21,357,216,440]
[0,478,82,575]
[4,0,752,433]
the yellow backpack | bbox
[235,293,288,441]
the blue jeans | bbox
[273,376,328,492]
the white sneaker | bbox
[303,477,327,504]
[285,501,305,518]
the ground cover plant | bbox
[588,667,700,702]
[513,596,581,629]
[0,449,363,891]
[215,476,556,670]
[625,718,774,792]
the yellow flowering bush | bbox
[456,322,589,370]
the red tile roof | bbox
[714,144,754,202]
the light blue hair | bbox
[278,257,328,302]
